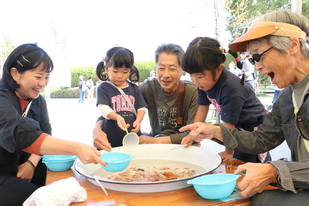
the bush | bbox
[49,86,98,98]
[71,66,97,87]
[135,61,156,82]
[49,60,156,98]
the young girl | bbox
[181,37,271,163]
[96,47,147,147]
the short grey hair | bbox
[154,43,184,65]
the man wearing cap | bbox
[179,10,309,205]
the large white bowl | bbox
[74,144,221,193]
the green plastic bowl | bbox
[187,173,241,199]
[100,152,134,172]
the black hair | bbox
[182,37,243,84]
[2,43,54,91]
[228,50,245,85]
[96,47,139,83]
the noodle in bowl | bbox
[74,144,221,193]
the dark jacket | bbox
[221,85,309,193]
[0,80,51,185]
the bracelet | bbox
[26,160,36,170]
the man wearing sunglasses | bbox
[179,10,309,206]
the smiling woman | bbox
[0,43,107,206]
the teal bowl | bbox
[100,152,134,172]
[42,155,76,161]
[187,173,241,199]
[42,155,77,172]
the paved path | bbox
[46,97,290,161]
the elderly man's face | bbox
[156,52,184,95]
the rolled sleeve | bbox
[270,161,296,193]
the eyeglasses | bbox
[248,47,273,65]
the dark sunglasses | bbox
[248,47,273,65]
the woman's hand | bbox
[17,154,41,181]
[17,162,34,181]
[234,163,278,197]
[179,122,222,142]
[74,143,108,167]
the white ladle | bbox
[94,175,109,196]
[122,128,139,150]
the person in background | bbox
[86,77,94,103]
[180,10,309,205]
[267,84,285,112]
[0,43,106,206]
[228,61,236,75]
[272,84,283,103]
[181,37,270,163]
[78,75,86,103]
[93,47,147,148]
[240,51,256,92]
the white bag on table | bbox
[23,177,87,206]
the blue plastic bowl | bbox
[42,155,76,161]
[187,173,241,199]
[42,155,77,172]
[100,152,134,172]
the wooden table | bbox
[46,159,261,206]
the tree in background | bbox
[223,0,309,90]
[0,36,15,78]
[224,0,291,43]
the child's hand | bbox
[218,150,234,162]
[116,115,130,132]
[130,120,140,133]
[181,135,194,146]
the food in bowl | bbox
[42,155,77,172]
[187,173,241,199]
[100,152,134,172]
[106,166,196,182]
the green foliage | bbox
[70,61,156,87]
[71,65,97,87]
[49,86,98,98]
[0,36,15,78]
[225,0,290,42]
[135,61,156,82]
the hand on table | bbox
[234,163,278,197]
[218,150,234,162]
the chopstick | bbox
[94,175,109,196]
